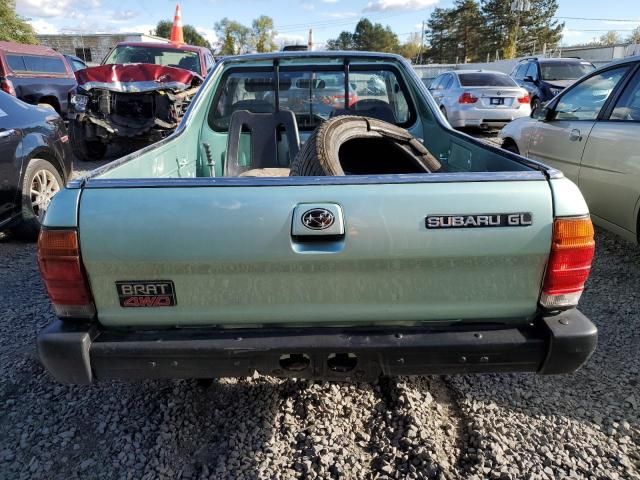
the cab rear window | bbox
[208,67,415,132]
[6,55,67,74]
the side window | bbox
[514,64,528,80]
[430,75,443,90]
[525,62,538,80]
[554,66,630,121]
[6,55,26,72]
[22,55,67,74]
[442,74,453,90]
[610,69,640,121]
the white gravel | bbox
[0,152,638,479]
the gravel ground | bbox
[1,148,639,480]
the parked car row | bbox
[425,57,597,126]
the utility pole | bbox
[510,0,531,58]
[418,21,425,65]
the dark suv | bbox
[0,41,77,118]
[511,57,596,113]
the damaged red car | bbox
[69,42,214,161]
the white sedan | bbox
[429,70,531,129]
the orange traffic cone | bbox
[170,4,184,44]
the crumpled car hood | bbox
[76,63,203,93]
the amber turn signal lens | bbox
[540,216,595,309]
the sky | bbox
[15,0,640,50]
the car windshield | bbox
[103,46,200,74]
[541,62,595,81]
[458,73,517,87]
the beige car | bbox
[500,56,640,244]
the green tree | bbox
[480,0,563,60]
[155,20,211,48]
[451,0,483,63]
[426,7,458,63]
[214,18,251,55]
[597,30,623,45]
[326,18,399,53]
[326,31,355,50]
[0,2,37,44]
[627,26,640,44]
[252,15,277,53]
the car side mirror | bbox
[533,105,553,121]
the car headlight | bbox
[549,87,562,97]
[70,93,88,112]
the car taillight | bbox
[37,229,96,319]
[518,94,530,104]
[458,92,478,104]
[1,78,15,96]
[540,217,595,309]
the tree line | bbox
[2,1,639,62]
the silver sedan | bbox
[429,70,532,129]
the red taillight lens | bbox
[540,217,595,309]
[518,94,530,104]
[37,229,95,318]
[458,92,478,104]
[1,78,15,96]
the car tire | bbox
[11,158,63,241]
[531,98,541,115]
[289,116,441,176]
[69,120,107,162]
[502,140,520,155]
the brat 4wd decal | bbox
[116,281,177,307]
[426,213,532,229]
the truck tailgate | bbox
[78,179,553,327]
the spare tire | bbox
[290,116,441,176]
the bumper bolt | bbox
[480,356,489,363]
[459,356,467,363]
[396,357,405,365]
[559,318,569,325]
[148,361,156,368]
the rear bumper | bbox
[37,310,597,384]
[448,105,531,128]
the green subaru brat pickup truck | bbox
[36,52,597,384]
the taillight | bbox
[37,229,96,319]
[540,217,595,309]
[458,92,478,104]
[518,94,530,104]
[1,78,15,96]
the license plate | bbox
[490,98,504,105]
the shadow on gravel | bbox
[437,229,640,479]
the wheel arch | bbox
[37,95,62,115]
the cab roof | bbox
[0,41,63,57]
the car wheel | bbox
[11,158,63,240]
[69,120,107,162]
[502,140,520,155]
[531,98,541,115]
[289,116,442,176]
